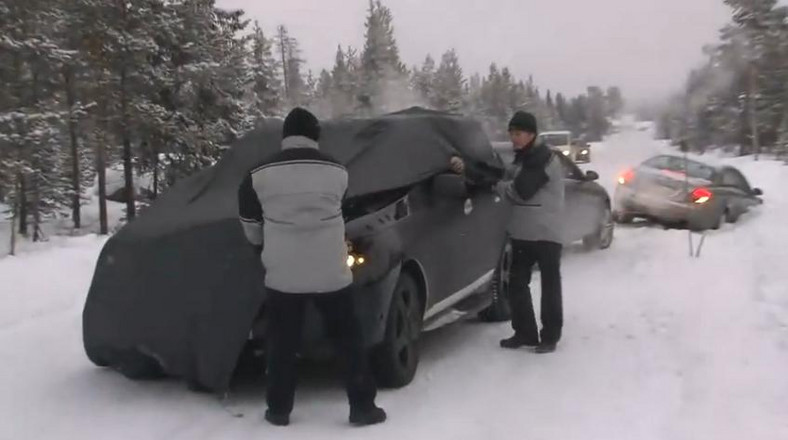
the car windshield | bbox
[539,134,571,147]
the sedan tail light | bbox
[690,187,712,204]
[618,169,635,185]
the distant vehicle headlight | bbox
[581,149,589,155]
[563,150,571,156]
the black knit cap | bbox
[283,107,321,142]
[508,111,538,134]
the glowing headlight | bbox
[581,149,589,155]
[562,150,570,156]
[346,254,366,268]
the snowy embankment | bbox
[1,128,787,440]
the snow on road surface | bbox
[2,128,788,440]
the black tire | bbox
[711,208,725,230]
[725,207,739,224]
[584,205,615,250]
[113,350,165,380]
[478,242,512,322]
[371,272,422,388]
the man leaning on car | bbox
[452,111,565,354]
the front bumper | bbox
[249,265,399,356]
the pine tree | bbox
[276,25,307,108]
[0,0,73,241]
[606,86,625,118]
[412,55,436,107]
[249,21,283,119]
[432,50,465,112]
[360,0,407,114]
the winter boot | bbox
[349,406,387,426]
[265,410,290,427]
[500,334,539,349]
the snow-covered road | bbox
[2,128,788,440]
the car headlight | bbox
[346,254,366,268]
[562,150,570,156]
[581,149,589,155]
[346,240,366,268]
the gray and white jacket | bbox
[237,136,353,294]
[496,143,565,244]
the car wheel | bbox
[725,207,739,224]
[711,208,725,230]
[584,205,615,250]
[478,241,512,323]
[113,349,166,380]
[371,272,422,388]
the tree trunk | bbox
[120,67,136,220]
[97,98,109,235]
[152,141,160,199]
[64,67,82,229]
[32,176,41,242]
[279,30,289,101]
[9,180,18,256]
[18,173,27,236]
[749,64,761,161]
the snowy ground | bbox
[2,127,788,440]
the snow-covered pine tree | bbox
[329,46,354,117]
[412,55,436,108]
[606,86,625,119]
[312,69,333,118]
[249,21,283,120]
[276,25,307,108]
[360,0,407,114]
[0,0,74,241]
[432,50,465,113]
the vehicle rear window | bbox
[644,156,715,180]
[539,134,571,147]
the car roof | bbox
[644,154,725,171]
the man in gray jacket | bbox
[237,108,386,426]
[496,111,565,354]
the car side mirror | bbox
[585,170,600,181]
[752,188,763,196]
[432,174,469,199]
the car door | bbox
[555,154,601,243]
[402,174,507,315]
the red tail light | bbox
[690,187,712,204]
[618,169,635,185]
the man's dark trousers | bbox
[508,239,563,344]
[265,287,377,415]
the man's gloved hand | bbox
[449,156,465,174]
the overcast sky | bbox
[218,0,731,105]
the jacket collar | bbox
[282,135,319,150]
[514,142,552,167]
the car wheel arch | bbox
[401,259,428,319]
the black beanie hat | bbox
[283,107,321,142]
[508,111,538,134]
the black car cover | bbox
[82,107,503,392]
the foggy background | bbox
[219,0,731,106]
